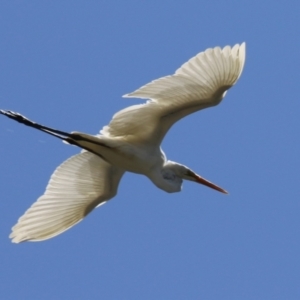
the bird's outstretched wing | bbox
[101,43,245,146]
[10,152,124,243]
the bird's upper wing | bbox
[10,152,124,243]
[100,43,245,146]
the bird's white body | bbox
[78,134,165,175]
[0,43,246,242]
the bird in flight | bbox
[1,43,246,243]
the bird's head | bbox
[155,161,228,194]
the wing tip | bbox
[123,92,142,99]
[238,42,246,77]
[9,231,27,243]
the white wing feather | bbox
[10,152,124,243]
[101,43,245,145]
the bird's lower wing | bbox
[10,152,124,243]
[101,43,245,145]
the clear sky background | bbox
[0,1,299,299]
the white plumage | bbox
[1,43,246,242]
[10,152,124,242]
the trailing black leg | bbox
[0,110,72,140]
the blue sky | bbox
[0,1,299,299]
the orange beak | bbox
[194,175,228,194]
[186,169,228,194]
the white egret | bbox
[1,43,246,243]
